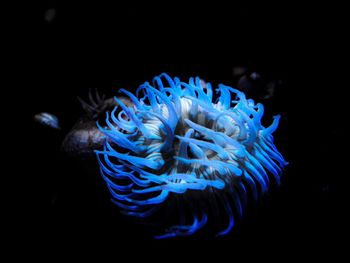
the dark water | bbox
[11,1,346,260]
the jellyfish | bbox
[95,73,288,238]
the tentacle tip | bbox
[153,233,176,239]
[274,114,281,118]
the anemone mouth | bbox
[96,73,288,238]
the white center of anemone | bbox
[138,97,244,185]
[143,97,240,141]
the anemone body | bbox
[96,73,288,238]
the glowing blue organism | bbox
[34,112,60,130]
[96,73,288,238]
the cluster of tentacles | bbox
[96,73,288,238]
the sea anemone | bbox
[96,73,288,238]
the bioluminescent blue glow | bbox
[34,112,60,130]
[96,73,288,238]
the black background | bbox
[10,0,347,260]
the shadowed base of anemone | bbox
[95,73,288,238]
